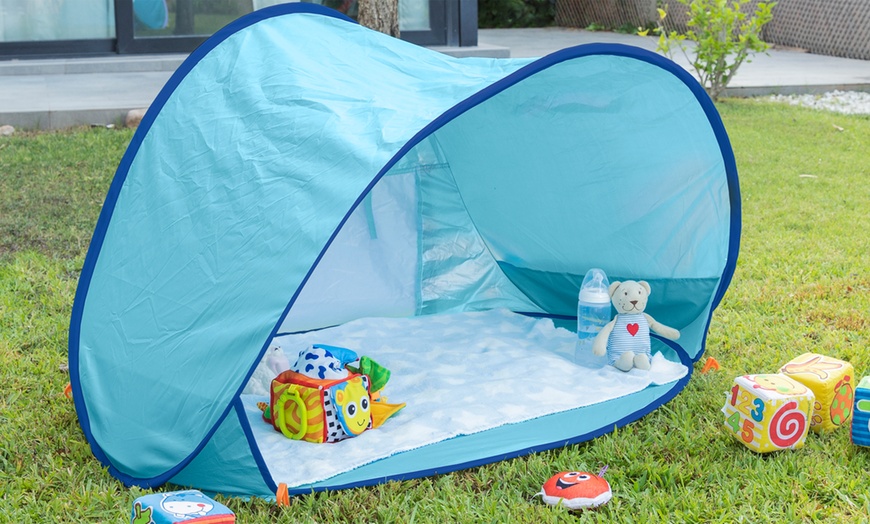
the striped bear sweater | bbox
[606,313,650,366]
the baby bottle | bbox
[576,268,611,362]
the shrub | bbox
[651,0,775,101]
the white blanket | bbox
[242,309,687,488]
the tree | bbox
[358,0,400,38]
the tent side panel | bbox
[169,402,273,499]
[435,55,731,279]
[431,54,736,360]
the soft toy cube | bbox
[851,376,870,447]
[722,374,814,453]
[779,353,855,432]
[269,370,372,443]
[131,490,234,523]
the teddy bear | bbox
[592,280,680,372]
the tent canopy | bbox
[69,3,739,498]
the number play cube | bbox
[722,374,814,453]
[851,376,870,447]
[779,353,855,432]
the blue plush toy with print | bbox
[291,344,358,380]
[131,489,234,523]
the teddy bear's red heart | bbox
[626,323,639,336]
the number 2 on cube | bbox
[731,386,765,422]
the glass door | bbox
[263,1,450,46]
[0,0,117,57]
[0,0,471,59]
[400,0,448,46]
[116,0,255,53]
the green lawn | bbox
[0,100,868,522]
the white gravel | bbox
[767,90,870,115]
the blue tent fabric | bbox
[69,3,739,498]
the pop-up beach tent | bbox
[69,3,740,499]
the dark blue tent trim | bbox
[68,3,739,489]
[234,397,279,495]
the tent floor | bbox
[242,309,688,490]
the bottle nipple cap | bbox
[579,268,610,303]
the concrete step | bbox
[0,54,188,77]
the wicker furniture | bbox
[555,0,870,61]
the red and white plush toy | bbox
[538,468,612,510]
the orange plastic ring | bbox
[63,382,73,400]
[275,389,307,440]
